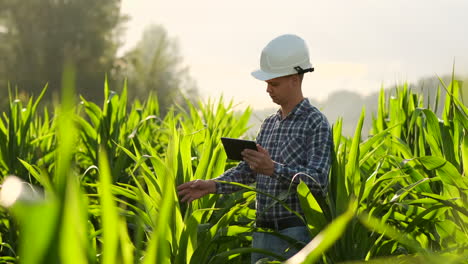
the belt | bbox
[256,216,306,231]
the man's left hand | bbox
[242,144,274,176]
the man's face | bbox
[265,75,296,105]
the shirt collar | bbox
[275,98,310,119]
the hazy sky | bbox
[120,1,468,110]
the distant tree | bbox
[0,0,126,105]
[0,18,13,109]
[116,25,198,115]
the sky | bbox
[120,0,468,110]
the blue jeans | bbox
[251,226,311,264]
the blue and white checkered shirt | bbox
[214,98,332,222]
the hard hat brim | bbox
[251,69,288,81]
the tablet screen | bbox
[221,137,257,161]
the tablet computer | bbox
[221,137,257,161]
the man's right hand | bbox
[177,179,216,203]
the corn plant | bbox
[295,76,468,263]
[1,69,467,264]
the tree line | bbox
[0,0,197,114]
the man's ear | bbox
[290,74,300,85]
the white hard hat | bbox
[251,34,314,81]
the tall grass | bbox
[0,71,467,264]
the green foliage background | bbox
[0,71,467,263]
[0,0,197,115]
[0,0,124,103]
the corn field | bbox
[0,71,467,264]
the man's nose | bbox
[266,84,272,93]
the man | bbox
[177,34,332,263]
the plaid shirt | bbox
[214,98,332,222]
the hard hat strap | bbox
[294,66,314,74]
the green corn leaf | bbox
[12,198,60,264]
[98,150,119,264]
[360,163,381,203]
[359,124,397,157]
[143,165,175,264]
[389,97,403,139]
[462,132,468,179]
[80,96,102,127]
[409,108,443,153]
[417,156,467,189]
[400,161,432,193]
[18,159,53,192]
[347,108,365,198]
[210,247,286,264]
[404,204,450,234]
[286,200,356,264]
[175,209,209,264]
[297,181,328,238]
[375,87,386,133]
[119,217,135,264]
[59,176,89,264]
[333,140,348,217]
[358,212,427,254]
[390,178,431,203]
